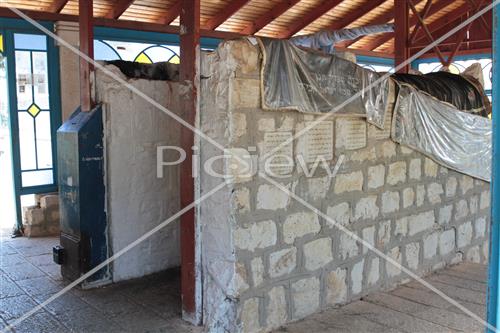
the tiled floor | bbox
[0,235,199,333]
[0,233,489,333]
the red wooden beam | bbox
[179,0,201,325]
[394,0,409,73]
[104,0,135,19]
[203,0,251,30]
[363,0,455,51]
[239,0,301,35]
[47,0,69,13]
[276,0,345,38]
[79,0,94,112]
[328,0,386,31]
[408,0,432,43]
[158,0,182,25]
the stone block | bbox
[416,184,425,206]
[395,217,408,237]
[340,233,359,260]
[424,158,438,177]
[307,176,331,201]
[402,188,415,209]
[469,195,479,214]
[475,217,487,239]
[386,247,402,277]
[439,229,456,255]
[326,267,347,305]
[335,118,366,150]
[457,221,473,248]
[334,171,363,194]
[367,257,380,286]
[251,257,264,287]
[438,205,452,226]
[460,175,474,195]
[229,39,260,75]
[408,210,435,236]
[381,191,399,214]
[349,147,376,163]
[258,117,275,132]
[480,190,490,210]
[353,196,379,221]
[362,226,375,254]
[269,247,297,278]
[231,187,251,213]
[235,262,249,294]
[229,112,247,139]
[409,159,422,180]
[387,161,406,185]
[304,238,333,271]
[326,202,350,227]
[230,78,260,109]
[377,141,397,159]
[256,184,290,210]
[351,259,364,295]
[234,220,277,251]
[40,194,59,209]
[291,277,320,319]
[400,146,413,155]
[24,207,44,226]
[466,246,481,263]
[377,220,391,248]
[455,199,469,220]
[405,242,420,270]
[283,211,321,244]
[423,233,438,259]
[446,177,457,197]
[240,297,260,333]
[368,164,385,189]
[266,286,288,329]
[427,183,443,205]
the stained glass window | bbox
[94,39,180,64]
[13,33,54,188]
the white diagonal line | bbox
[261,173,497,332]
[259,0,499,163]
[1,181,227,333]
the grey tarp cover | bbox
[259,38,390,128]
[392,84,491,181]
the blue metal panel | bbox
[58,105,109,284]
[487,3,500,332]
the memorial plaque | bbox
[261,131,294,176]
[368,108,392,140]
[302,121,334,163]
[335,118,367,150]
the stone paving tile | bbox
[33,292,90,315]
[7,312,69,333]
[16,276,63,296]
[0,294,41,321]
[0,253,25,267]
[56,307,123,332]
[0,275,25,298]
[2,262,45,281]
[25,253,54,266]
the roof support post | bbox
[394,0,410,73]
[179,0,202,325]
[79,0,94,112]
[487,2,500,332]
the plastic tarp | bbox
[291,24,394,54]
[392,84,491,181]
[259,38,391,128]
[392,72,490,117]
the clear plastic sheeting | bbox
[291,24,394,54]
[259,38,390,128]
[392,84,491,181]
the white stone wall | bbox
[95,67,181,282]
[199,39,490,332]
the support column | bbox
[394,0,410,73]
[487,3,500,332]
[79,0,94,112]
[179,0,202,325]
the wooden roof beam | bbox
[203,0,251,30]
[239,0,301,35]
[363,0,455,51]
[276,0,345,39]
[158,0,182,25]
[47,0,69,13]
[328,0,387,31]
[104,0,135,19]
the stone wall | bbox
[198,39,490,332]
[95,66,181,282]
[23,193,60,237]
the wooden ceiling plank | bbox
[104,0,135,19]
[158,0,182,25]
[277,0,345,39]
[47,0,69,13]
[203,0,251,30]
[363,0,455,51]
[328,0,386,31]
[239,0,301,35]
